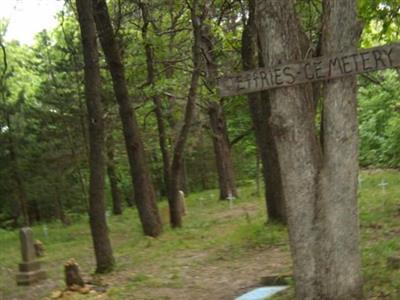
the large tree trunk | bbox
[242,0,286,223]
[208,102,237,200]
[256,1,321,298]
[92,0,162,237]
[256,1,363,299]
[167,0,202,228]
[76,0,114,273]
[106,135,123,215]
[317,1,363,298]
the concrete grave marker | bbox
[42,224,48,239]
[16,227,47,285]
[358,175,364,189]
[178,190,187,216]
[378,179,388,192]
[227,192,235,209]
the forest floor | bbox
[1,170,400,300]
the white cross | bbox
[227,192,235,209]
[378,179,388,192]
[42,225,48,239]
[358,175,364,188]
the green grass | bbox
[1,170,400,299]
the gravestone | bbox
[65,259,85,289]
[178,190,187,216]
[16,227,47,285]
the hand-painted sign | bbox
[218,43,400,97]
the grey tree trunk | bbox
[255,0,363,299]
[317,1,363,299]
[242,0,286,223]
[76,0,114,273]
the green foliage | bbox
[358,71,400,167]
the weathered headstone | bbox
[178,190,187,216]
[34,240,44,257]
[16,227,47,285]
[65,259,85,289]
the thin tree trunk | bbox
[54,182,70,226]
[255,151,260,197]
[317,1,363,298]
[201,13,238,201]
[208,102,238,200]
[106,135,123,215]
[76,0,114,273]
[92,0,162,237]
[5,114,29,226]
[242,0,286,223]
[138,1,170,197]
[167,0,203,228]
[179,158,189,194]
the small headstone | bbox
[34,240,45,257]
[227,192,235,209]
[178,190,187,216]
[16,227,47,285]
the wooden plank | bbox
[217,43,400,97]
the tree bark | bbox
[200,12,238,201]
[106,135,123,215]
[256,0,363,298]
[317,1,363,298]
[138,1,171,197]
[54,182,70,226]
[167,0,202,228]
[208,102,238,200]
[5,114,29,226]
[76,0,114,273]
[242,0,286,223]
[256,1,321,298]
[92,0,162,237]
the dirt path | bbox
[82,245,291,300]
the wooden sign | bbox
[218,43,400,97]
